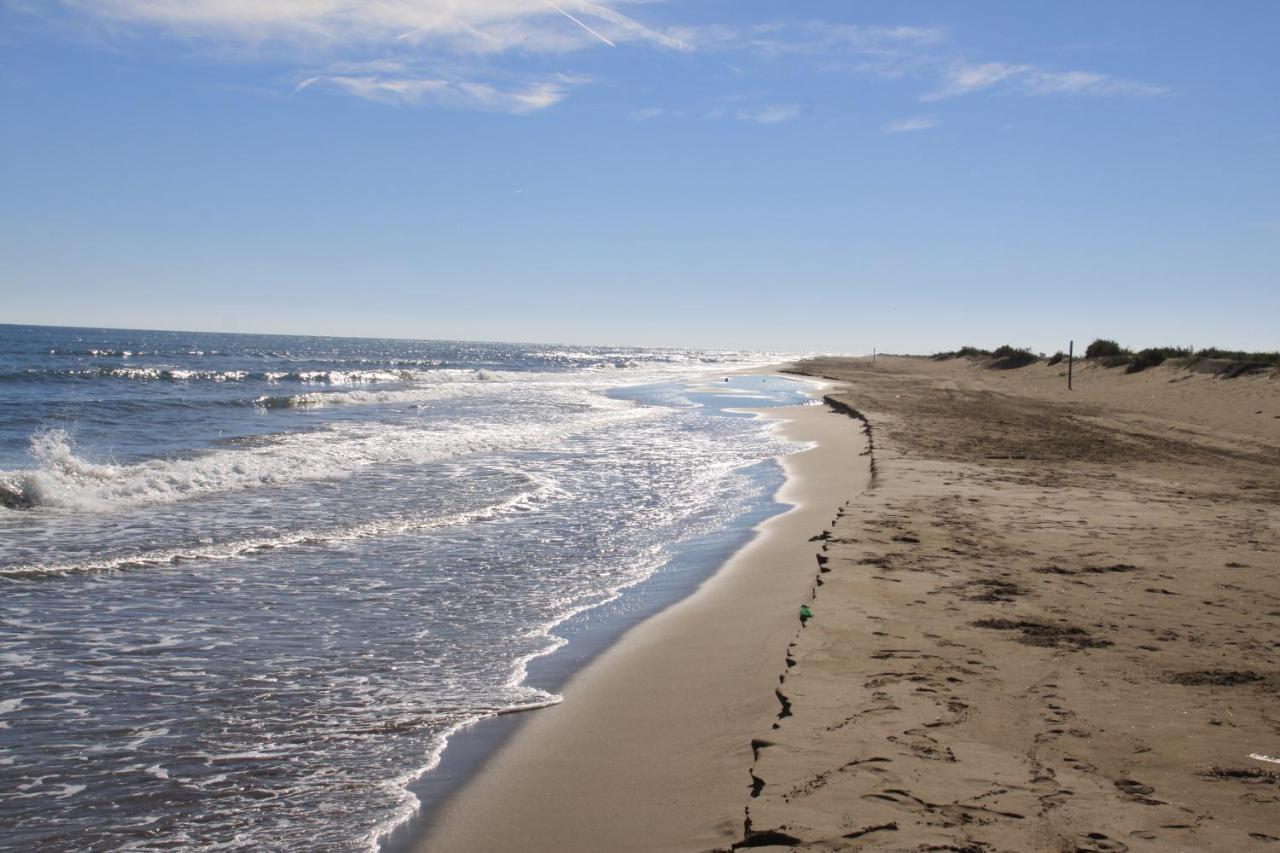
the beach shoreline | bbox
[379,376,803,851]
[407,372,873,852]
[406,354,1279,853]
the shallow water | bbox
[0,325,814,851]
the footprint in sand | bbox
[1076,831,1129,852]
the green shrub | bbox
[1046,351,1065,366]
[1194,348,1280,366]
[988,345,1037,369]
[1099,354,1133,368]
[1085,339,1125,359]
[1126,348,1167,374]
[932,345,992,360]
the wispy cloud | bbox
[924,60,1168,100]
[54,0,684,112]
[671,20,945,80]
[41,3,1171,115]
[1024,70,1169,96]
[659,19,1168,110]
[922,61,1030,100]
[736,104,802,124]
[883,116,940,134]
[67,0,686,54]
[628,107,665,121]
[298,74,573,113]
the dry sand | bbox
[416,356,1280,853]
[745,356,1280,852]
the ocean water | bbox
[0,325,816,852]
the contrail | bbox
[543,0,615,47]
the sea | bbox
[0,324,819,852]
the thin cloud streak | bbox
[1025,70,1169,96]
[883,116,940,134]
[71,0,688,53]
[296,71,575,113]
[543,1,616,48]
[737,104,802,124]
[924,60,1168,100]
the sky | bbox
[2,1,1277,353]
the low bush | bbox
[1194,348,1280,366]
[988,345,1038,369]
[1126,348,1167,374]
[1046,351,1065,366]
[932,345,991,361]
[1085,338,1126,359]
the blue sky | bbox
[2,1,1277,352]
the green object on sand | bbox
[799,605,812,619]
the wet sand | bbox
[415,355,1280,852]
[415,393,873,852]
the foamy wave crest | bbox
[263,369,413,384]
[252,370,537,409]
[1,471,563,578]
[91,367,251,382]
[82,367,424,384]
[1,431,117,510]
[28,366,514,385]
[0,401,659,513]
[256,367,513,385]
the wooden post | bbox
[1068,340,1074,391]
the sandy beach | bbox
[10,6,1278,850]
[416,387,874,852]
[417,354,1279,852]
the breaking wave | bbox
[0,400,659,513]
[0,472,560,578]
[1,366,514,385]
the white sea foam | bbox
[0,392,657,514]
[1,470,561,577]
[41,365,522,385]
[0,341,814,852]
